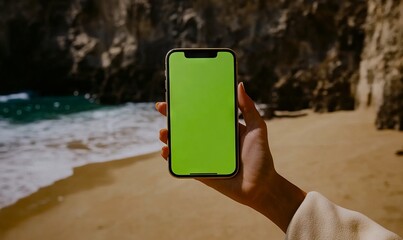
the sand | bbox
[0,109,402,239]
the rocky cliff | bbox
[0,0,401,129]
[0,0,162,102]
[357,0,403,130]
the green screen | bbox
[167,49,238,177]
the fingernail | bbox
[155,102,160,108]
[240,82,245,91]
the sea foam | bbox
[0,102,165,208]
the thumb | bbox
[238,82,265,129]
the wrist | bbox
[248,172,306,232]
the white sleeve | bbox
[285,191,402,240]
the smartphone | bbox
[165,48,239,178]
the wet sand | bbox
[0,109,402,239]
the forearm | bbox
[248,177,401,239]
[248,172,306,232]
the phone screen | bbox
[166,49,238,177]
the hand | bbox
[156,83,273,204]
[156,83,305,232]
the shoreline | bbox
[1,109,402,239]
[0,101,165,212]
[0,152,160,232]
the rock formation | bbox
[357,0,403,130]
[0,0,401,129]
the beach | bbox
[0,109,402,239]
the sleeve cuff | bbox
[285,191,401,240]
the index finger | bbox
[155,102,167,116]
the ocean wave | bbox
[0,92,30,102]
[0,102,165,208]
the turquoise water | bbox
[0,93,164,208]
[0,94,105,123]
